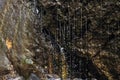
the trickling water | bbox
[0,0,119,79]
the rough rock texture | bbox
[0,0,42,79]
[0,0,58,79]
[36,0,120,79]
[0,0,120,80]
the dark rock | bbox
[29,73,40,80]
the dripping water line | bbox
[67,3,72,79]
[40,7,43,33]
[85,12,89,78]
[56,5,62,79]
[99,0,103,53]
[59,14,62,78]
[80,4,83,78]
[59,20,62,44]
[63,21,65,44]
[80,5,83,43]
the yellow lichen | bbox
[6,38,12,50]
[61,54,68,79]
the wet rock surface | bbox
[0,0,120,80]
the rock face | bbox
[0,0,39,78]
[0,0,120,80]
[36,0,120,80]
[0,0,55,79]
